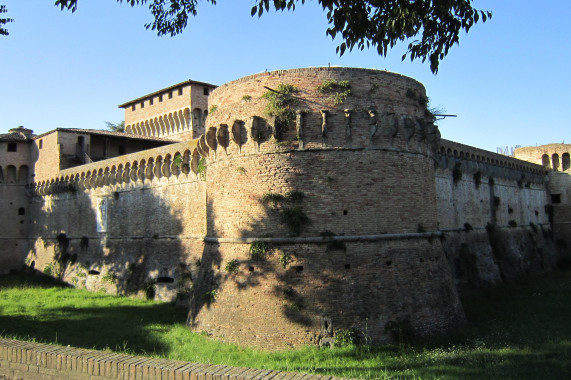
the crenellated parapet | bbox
[27,139,205,196]
[436,139,545,183]
[198,67,441,159]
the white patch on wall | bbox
[96,198,108,233]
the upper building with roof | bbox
[119,79,217,141]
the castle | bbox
[0,67,568,349]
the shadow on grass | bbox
[0,271,71,289]
[0,273,187,356]
[1,270,570,380]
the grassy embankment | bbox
[0,270,570,379]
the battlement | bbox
[200,67,440,159]
[28,139,202,196]
[436,139,545,183]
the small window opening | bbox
[149,98,154,105]
[344,263,350,269]
[203,87,209,96]
[159,95,163,102]
[551,194,561,204]
[295,266,304,272]
[249,266,254,272]
[7,143,17,152]
[385,261,392,267]
[20,220,24,224]
[39,140,43,149]
[343,210,348,215]
[18,207,25,215]
[156,277,174,283]
[131,104,136,111]
[88,270,100,275]
[178,88,183,96]
[140,101,145,108]
[168,92,173,99]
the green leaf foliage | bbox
[47,1,491,73]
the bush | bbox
[335,328,364,347]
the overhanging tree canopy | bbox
[4,1,492,73]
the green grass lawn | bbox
[1,270,570,379]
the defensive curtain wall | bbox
[515,144,571,254]
[21,67,559,350]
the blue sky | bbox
[1,1,570,153]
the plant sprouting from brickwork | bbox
[202,289,217,304]
[144,281,156,300]
[262,84,300,140]
[250,241,268,261]
[241,95,252,102]
[225,259,240,274]
[317,79,351,105]
[172,154,183,168]
[280,207,310,236]
[197,158,207,179]
[279,251,290,268]
[102,273,118,284]
[262,193,285,207]
[209,105,218,114]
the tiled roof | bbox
[34,128,178,143]
[0,132,33,142]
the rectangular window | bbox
[168,92,173,99]
[39,140,43,149]
[7,142,17,152]
[141,101,145,108]
[551,194,561,204]
[131,104,136,111]
[159,95,163,102]
[203,87,209,96]
[178,88,183,96]
[150,98,154,105]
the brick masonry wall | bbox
[190,239,464,349]
[0,338,338,380]
[9,67,563,351]
[33,132,62,182]
[26,157,207,300]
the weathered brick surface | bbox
[122,81,215,140]
[1,67,565,350]
[0,339,333,380]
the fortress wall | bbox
[514,144,571,254]
[435,139,547,230]
[190,239,463,350]
[548,172,571,250]
[434,141,557,294]
[205,67,434,157]
[27,176,206,300]
[183,67,466,349]
[205,149,438,239]
[26,138,208,299]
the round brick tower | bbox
[188,67,464,349]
